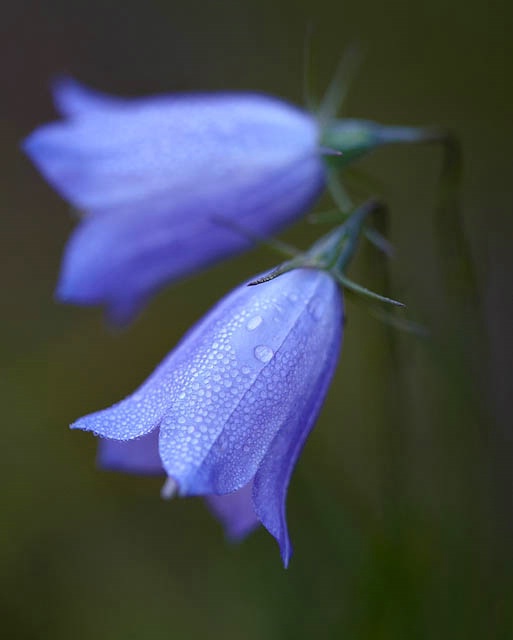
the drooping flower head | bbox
[23,77,440,324]
[76,267,343,566]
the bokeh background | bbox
[2,1,512,638]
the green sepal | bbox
[326,172,393,256]
[249,199,403,309]
[345,288,428,337]
[317,44,365,129]
[334,273,405,308]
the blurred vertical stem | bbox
[435,134,480,334]
[365,204,408,518]
[432,134,513,620]
[438,136,513,563]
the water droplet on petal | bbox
[246,315,263,331]
[308,296,325,320]
[254,345,274,363]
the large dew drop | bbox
[254,345,274,363]
[246,315,263,331]
[307,296,325,321]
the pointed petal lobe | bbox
[252,303,343,566]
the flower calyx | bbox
[249,199,403,306]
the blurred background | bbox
[1,0,512,638]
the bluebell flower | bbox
[73,267,343,566]
[23,79,325,324]
[23,78,437,324]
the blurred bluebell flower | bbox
[23,79,325,324]
[23,76,438,324]
[73,267,343,566]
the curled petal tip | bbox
[52,76,123,117]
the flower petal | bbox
[205,480,260,541]
[69,341,190,440]
[71,269,325,440]
[97,430,164,475]
[158,269,342,498]
[56,155,322,324]
[252,308,343,567]
[23,82,325,323]
[53,76,126,117]
[23,88,322,216]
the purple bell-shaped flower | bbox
[74,266,343,566]
[23,79,325,324]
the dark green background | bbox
[1,1,512,638]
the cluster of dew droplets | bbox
[157,269,337,494]
[245,314,274,364]
[158,302,268,476]
[158,282,297,478]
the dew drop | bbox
[247,315,263,331]
[254,345,274,363]
[308,296,325,320]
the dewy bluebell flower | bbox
[73,267,344,566]
[23,79,325,324]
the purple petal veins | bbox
[23,80,325,323]
[74,268,343,565]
